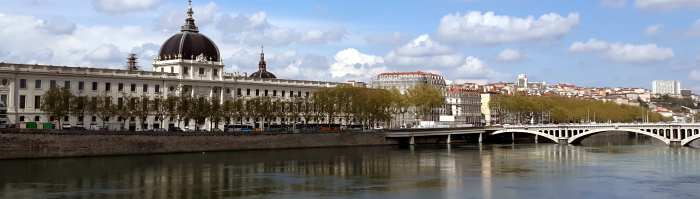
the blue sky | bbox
[1,0,699,91]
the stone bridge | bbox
[385,123,700,146]
[495,123,700,146]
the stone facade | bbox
[0,130,393,159]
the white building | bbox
[518,74,528,87]
[652,80,681,95]
[370,71,446,94]
[0,4,340,130]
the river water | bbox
[1,133,700,199]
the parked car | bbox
[69,126,87,130]
[374,126,384,130]
[168,127,183,132]
[197,128,208,132]
[153,128,167,132]
[211,128,222,132]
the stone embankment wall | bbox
[0,129,395,159]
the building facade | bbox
[652,80,681,95]
[370,71,446,94]
[444,87,482,125]
[0,4,340,130]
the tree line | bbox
[39,84,445,130]
[489,94,673,124]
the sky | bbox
[1,0,699,91]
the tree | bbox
[206,98,224,130]
[40,86,72,128]
[133,94,151,130]
[151,95,168,129]
[166,94,181,128]
[69,92,89,127]
[407,84,445,121]
[90,93,114,128]
[113,93,135,130]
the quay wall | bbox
[0,129,396,159]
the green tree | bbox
[133,94,151,130]
[151,95,168,129]
[407,84,445,121]
[69,92,89,127]
[40,86,72,128]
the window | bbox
[155,85,160,93]
[50,80,56,89]
[20,79,26,88]
[183,67,189,74]
[117,98,123,109]
[131,84,136,92]
[19,95,25,109]
[306,92,309,98]
[78,116,83,122]
[64,81,70,88]
[105,83,111,91]
[34,96,40,109]
[290,91,293,97]
[273,90,277,96]
[265,90,268,96]
[50,116,54,121]
[171,67,174,73]
[64,116,68,122]
[237,88,242,96]
[78,81,84,90]
[130,98,135,109]
[92,82,98,91]
[213,69,218,76]
[143,84,148,92]
[105,117,110,122]
[104,97,111,109]
[246,89,250,96]
[282,91,285,97]
[92,116,97,122]
[256,89,259,96]
[35,80,41,89]
[118,83,123,91]
[161,68,164,72]
[199,67,205,75]
[34,116,40,122]
[19,116,24,122]
[1,95,7,105]
[298,91,302,97]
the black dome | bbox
[159,32,220,61]
[250,70,277,78]
[157,4,219,61]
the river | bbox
[1,133,699,199]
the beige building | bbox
[0,4,340,130]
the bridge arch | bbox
[492,129,558,143]
[568,128,670,145]
[681,133,700,146]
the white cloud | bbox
[0,12,170,69]
[645,24,663,37]
[298,27,348,45]
[494,48,528,62]
[242,27,348,47]
[394,34,454,57]
[154,2,217,32]
[635,0,700,11]
[689,70,700,81]
[566,38,611,53]
[453,56,509,80]
[40,16,76,35]
[364,31,414,47]
[385,51,464,68]
[681,19,700,37]
[91,0,163,15]
[601,0,626,8]
[604,43,674,64]
[215,11,269,34]
[330,48,388,78]
[243,28,298,47]
[435,11,579,46]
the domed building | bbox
[249,46,277,79]
[0,2,340,131]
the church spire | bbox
[181,0,199,32]
[258,45,266,70]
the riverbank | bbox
[0,129,396,159]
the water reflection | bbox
[1,134,700,199]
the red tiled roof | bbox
[377,71,442,77]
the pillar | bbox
[478,133,483,143]
[446,134,451,144]
[535,135,538,143]
[512,133,515,142]
[409,136,415,145]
